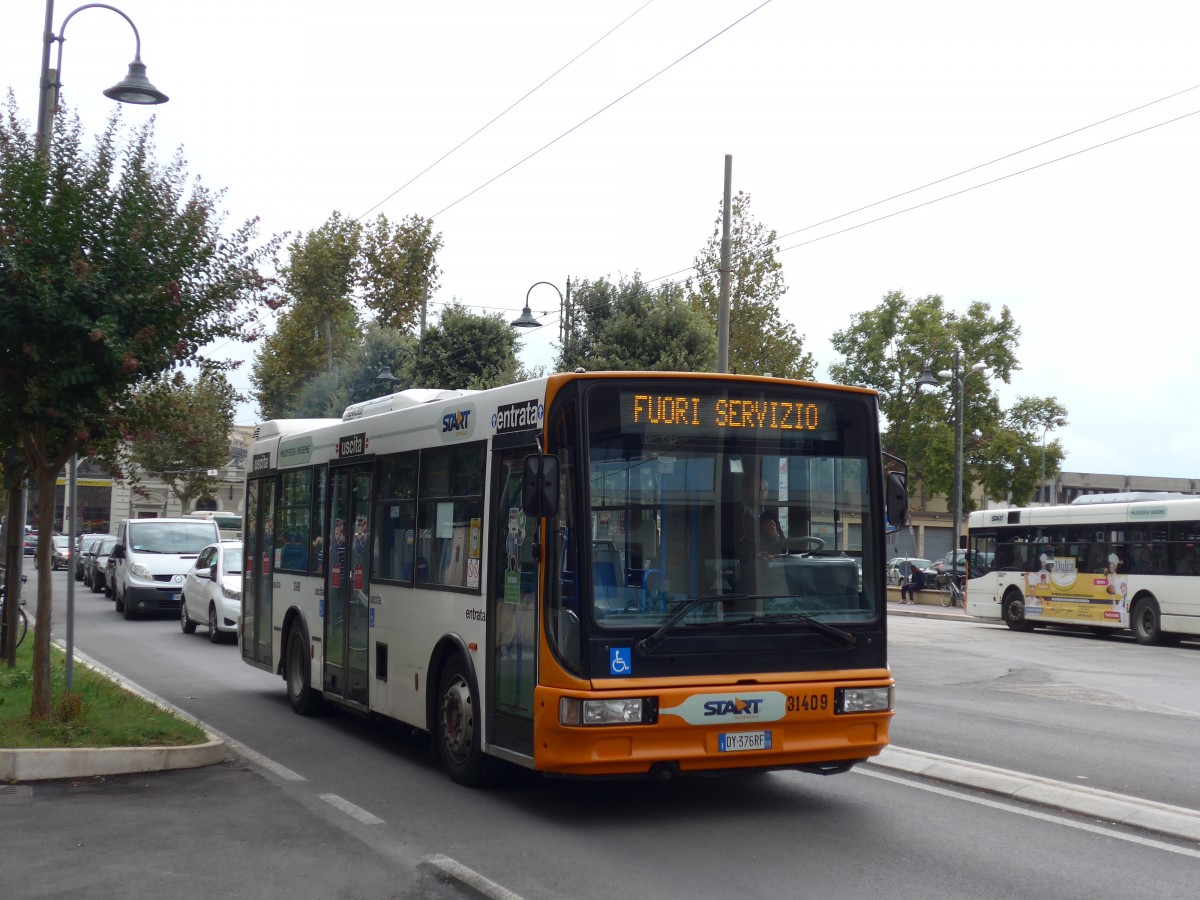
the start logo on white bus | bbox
[660,691,787,725]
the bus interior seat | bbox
[592,541,622,610]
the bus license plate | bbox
[718,730,772,752]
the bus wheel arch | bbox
[1002,588,1034,632]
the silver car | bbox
[180,540,243,643]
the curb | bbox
[887,603,975,623]
[870,745,1200,843]
[0,640,227,783]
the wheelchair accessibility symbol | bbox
[609,647,632,676]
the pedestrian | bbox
[900,564,926,603]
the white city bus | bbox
[965,494,1200,644]
[240,372,907,784]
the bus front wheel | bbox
[1131,597,1180,647]
[436,656,499,786]
[1002,590,1033,632]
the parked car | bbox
[111,517,220,619]
[180,540,243,643]
[51,535,73,570]
[74,534,111,581]
[87,536,120,595]
[886,557,931,586]
[23,528,37,557]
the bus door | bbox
[487,441,539,757]
[242,475,275,667]
[324,463,372,707]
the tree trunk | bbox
[29,467,57,719]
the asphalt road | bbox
[7,565,1199,900]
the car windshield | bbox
[128,523,217,554]
[53,536,70,549]
[97,538,118,555]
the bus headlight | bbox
[559,697,657,726]
[835,686,893,714]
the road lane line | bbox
[428,855,526,900]
[859,768,1200,859]
[319,793,385,825]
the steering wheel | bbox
[764,535,825,556]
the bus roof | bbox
[970,495,1200,529]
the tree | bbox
[124,369,237,512]
[360,213,442,329]
[557,275,716,373]
[418,303,522,390]
[688,191,815,380]
[250,210,442,418]
[828,290,1067,512]
[0,97,280,715]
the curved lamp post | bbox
[36,2,169,153]
[1040,416,1068,505]
[916,348,988,576]
[373,347,417,397]
[22,1,167,689]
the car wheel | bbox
[90,575,101,594]
[122,588,137,620]
[180,596,197,634]
[208,603,224,644]
[114,584,125,613]
[286,624,324,716]
[436,655,501,786]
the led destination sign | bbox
[621,392,836,438]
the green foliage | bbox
[419,303,521,390]
[688,191,815,380]
[558,275,716,372]
[123,369,238,510]
[250,209,442,418]
[1,95,280,718]
[828,290,1067,510]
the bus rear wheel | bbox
[1002,590,1033,632]
[286,624,324,715]
[1131,597,1180,646]
[436,656,499,786]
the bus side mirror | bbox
[522,454,560,519]
[885,471,908,532]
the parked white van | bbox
[111,517,220,620]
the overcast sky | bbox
[4,1,1198,480]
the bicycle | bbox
[0,574,30,650]
[935,571,964,607]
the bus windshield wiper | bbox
[718,613,857,648]
[636,594,743,655]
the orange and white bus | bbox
[965,494,1200,645]
[241,372,906,784]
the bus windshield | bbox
[580,383,876,627]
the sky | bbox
[3,1,1198,480]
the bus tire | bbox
[436,655,500,787]
[1131,598,1179,646]
[1002,590,1033,632]
[286,623,324,715]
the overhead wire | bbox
[355,0,659,221]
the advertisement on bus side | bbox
[1023,553,1129,625]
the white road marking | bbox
[428,855,527,900]
[319,793,385,825]
[859,768,1200,859]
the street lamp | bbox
[36,3,169,153]
[915,348,988,577]
[373,347,416,397]
[511,281,571,351]
[1040,416,1068,505]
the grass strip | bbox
[0,637,207,749]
